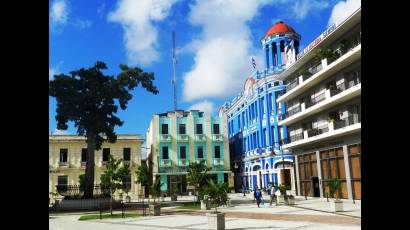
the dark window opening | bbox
[102,148,110,162]
[196,124,203,134]
[198,147,204,159]
[213,124,220,134]
[123,148,131,161]
[162,124,169,134]
[180,146,186,159]
[59,149,68,162]
[162,147,169,159]
[122,175,131,191]
[81,148,87,162]
[215,146,221,159]
[179,124,186,134]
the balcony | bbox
[178,159,190,167]
[195,158,207,165]
[334,114,361,130]
[159,159,172,167]
[286,78,299,92]
[212,134,224,142]
[59,162,68,167]
[80,162,86,168]
[195,134,206,142]
[178,134,189,142]
[307,127,329,138]
[289,133,304,142]
[279,106,301,121]
[305,92,326,109]
[159,134,172,142]
[213,158,224,166]
[330,76,361,97]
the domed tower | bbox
[261,21,301,74]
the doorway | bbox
[311,177,320,197]
[281,169,291,187]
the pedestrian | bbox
[242,184,246,197]
[270,185,277,206]
[254,187,262,208]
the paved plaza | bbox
[49,193,360,230]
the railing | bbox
[195,159,207,165]
[195,134,206,142]
[212,134,224,142]
[286,79,299,91]
[213,158,224,166]
[59,162,68,167]
[310,62,323,75]
[278,106,301,121]
[159,159,172,167]
[178,134,189,142]
[56,185,110,198]
[81,162,86,167]
[307,127,329,138]
[178,159,190,167]
[159,134,172,142]
[330,76,360,97]
[305,92,326,109]
[289,133,304,142]
[334,115,361,130]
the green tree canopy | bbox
[49,61,158,198]
[187,160,211,202]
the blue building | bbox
[220,21,301,192]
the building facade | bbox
[221,21,302,193]
[276,8,361,200]
[146,110,232,195]
[49,134,143,200]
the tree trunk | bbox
[84,132,96,198]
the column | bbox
[265,45,270,70]
[316,151,324,198]
[276,41,282,68]
[343,145,353,199]
[294,155,301,195]
[269,43,274,69]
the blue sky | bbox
[49,0,361,138]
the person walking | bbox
[254,188,262,208]
[242,184,246,197]
[270,185,277,206]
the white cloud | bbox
[53,128,69,135]
[50,0,69,31]
[291,0,329,20]
[328,0,361,26]
[49,62,63,80]
[182,0,272,102]
[108,0,178,66]
[188,100,215,116]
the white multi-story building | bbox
[276,8,361,200]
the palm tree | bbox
[187,160,211,202]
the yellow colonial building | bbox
[49,134,144,201]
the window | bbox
[57,175,68,192]
[180,146,186,159]
[179,124,186,134]
[161,124,169,134]
[214,146,221,159]
[122,175,131,191]
[196,124,203,134]
[102,148,110,162]
[242,112,245,127]
[59,149,68,163]
[213,124,220,134]
[274,81,279,86]
[81,148,87,162]
[268,83,272,88]
[261,97,265,114]
[238,115,241,129]
[123,148,131,161]
[198,146,204,159]
[162,146,169,159]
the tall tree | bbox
[49,61,158,198]
[187,160,211,202]
[135,164,150,198]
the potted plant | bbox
[201,194,211,210]
[203,180,228,230]
[326,177,344,212]
[276,184,286,204]
[149,179,162,216]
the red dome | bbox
[265,21,296,37]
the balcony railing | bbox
[80,162,86,167]
[330,76,360,97]
[178,159,190,167]
[305,92,326,109]
[159,134,172,142]
[307,127,329,138]
[195,134,206,142]
[159,159,172,167]
[212,134,224,142]
[178,134,189,142]
[278,106,301,121]
[334,114,361,130]
[286,79,299,91]
[310,62,323,75]
[213,158,224,166]
[195,158,207,165]
[289,133,304,142]
[59,162,68,167]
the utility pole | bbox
[172,31,177,111]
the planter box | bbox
[171,194,178,201]
[149,204,161,216]
[286,196,295,205]
[329,200,343,212]
[206,212,225,230]
[276,195,285,204]
[201,200,210,210]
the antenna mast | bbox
[172,31,177,111]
